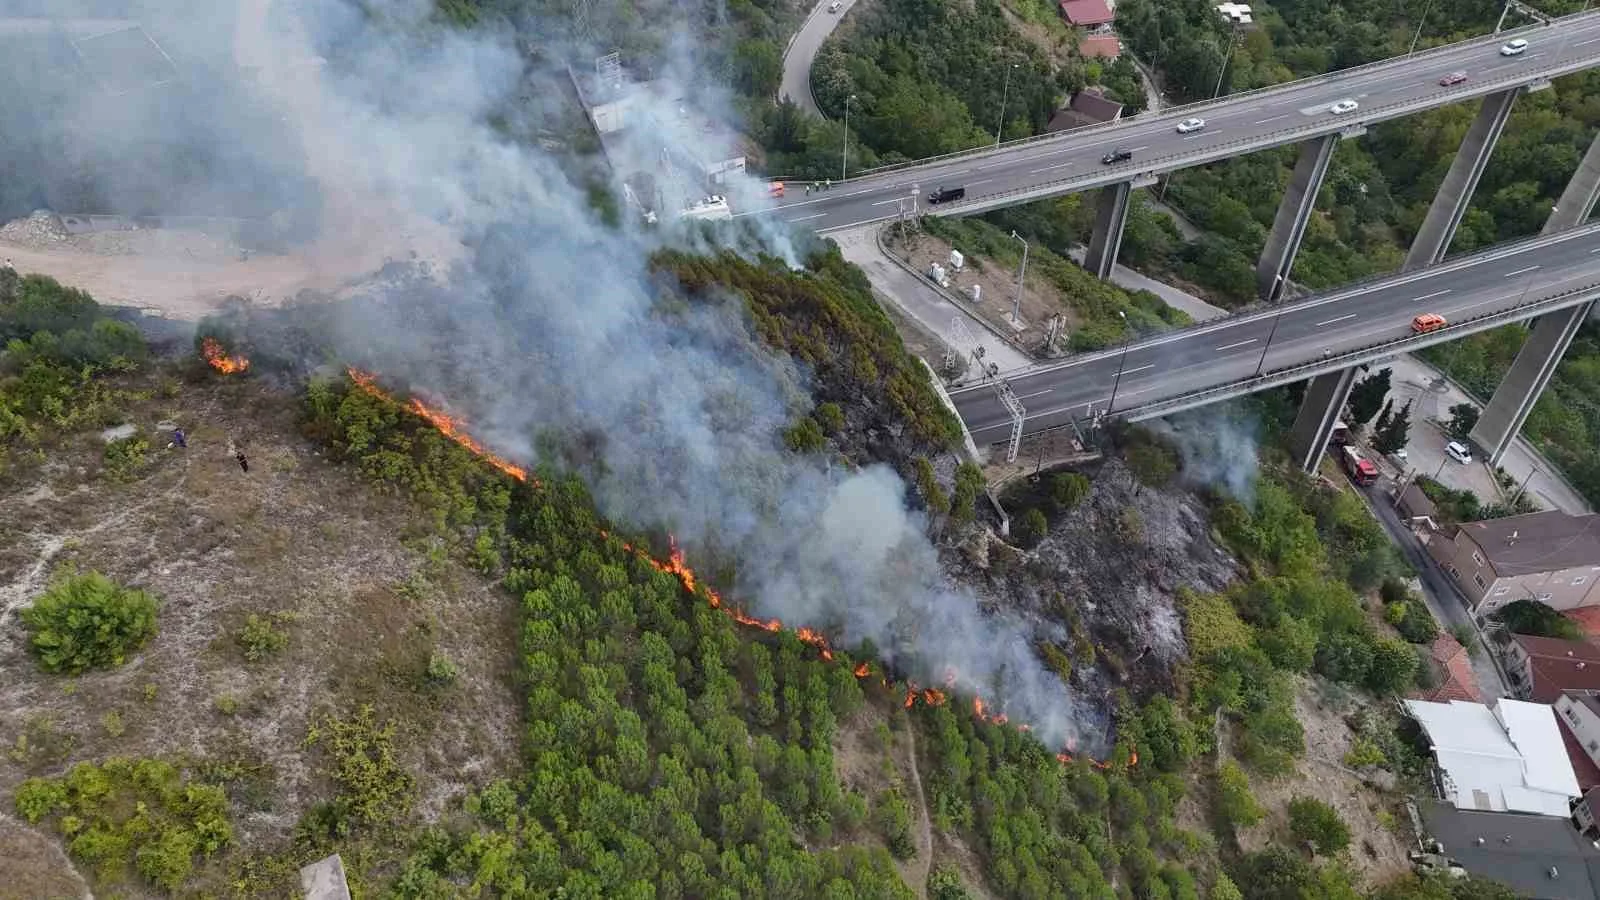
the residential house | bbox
[1395,481,1439,530]
[1555,691,1600,792]
[1427,510,1600,619]
[1424,801,1600,899]
[1058,0,1114,28]
[1404,698,1580,816]
[1409,632,1483,704]
[1215,2,1254,25]
[1504,635,1600,703]
[1046,89,1124,133]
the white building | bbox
[1405,698,1581,817]
[1215,2,1253,24]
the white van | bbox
[1445,441,1472,465]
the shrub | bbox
[951,462,985,522]
[1125,443,1176,488]
[1342,739,1385,769]
[1050,471,1091,511]
[234,613,290,662]
[21,572,158,674]
[425,652,460,687]
[1017,508,1049,547]
[815,402,845,434]
[1215,760,1262,830]
[1286,796,1350,855]
[783,416,827,453]
[102,435,149,481]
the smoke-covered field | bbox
[11,0,1101,749]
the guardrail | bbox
[1118,279,1600,423]
[792,13,1582,186]
[947,221,1600,397]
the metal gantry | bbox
[995,379,1026,463]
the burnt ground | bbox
[950,458,1240,731]
[0,367,523,896]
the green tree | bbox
[1050,471,1091,511]
[1017,507,1049,547]
[1495,599,1584,639]
[1347,368,1392,427]
[1447,402,1480,440]
[731,39,783,98]
[1372,398,1394,438]
[1126,442,1177,489]
[1374,399,1413,455]
[1286,796,1350,855]
[1364,637,1419,695]
[1215,759,1263,830]
[21,572,159,674]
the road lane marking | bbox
[967,179,992,186]
[1315,313,1357,327]
[1590,247,1600,253]
[786,213,827,222]
[1181,134,1206,141]
[1254,114,1288,124]
[1411,288,1452,302]
[1120,385,1160,398]
[1503,265,1542,278]
[1215,338,1259,351]
[1129,145,1149,152]
[1122,364,1155,375]
[871,197,906,206]
[1016,388,1053,401]
[1029,163,1075,173]
[1578,37,1600,46]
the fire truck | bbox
[1341,445,1379,486]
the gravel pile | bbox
[0,210,70,248]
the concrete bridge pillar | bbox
[1465,130,1600,465]
[1084,182,1133,280]
[1256,134,1340,302]
[1289,367,1357,474]
[1402,88,1521,272]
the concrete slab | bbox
[299,854,351,900]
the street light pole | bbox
[1211,27,1235,100]
[1108,311,1131,412]
[1254,309,1284,377]
[1009,230,1029,326]
[996,63,1018,148]
[1408,0,1435,55]
[841,94,855,181]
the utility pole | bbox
[841,94,855,181]
[1211,25,1237,100]
[1107,311,1131,413]
[995,63,1018,148]
[1009,230,1029,328]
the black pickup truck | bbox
[927,186,965,204]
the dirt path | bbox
[902,723,936,895]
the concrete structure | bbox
[1257,133,1340,302]
[1405,698,1581,816]
[1403,89,1524,273]
[1215,2,1254,25]
[1423,801,1600,900]
[1085,182,1134,280]
[299,854,351,900]
[1556,691,1600,774]
[1078,34,1123,59]
[1288,367,1356,474]
[1428,510,1600,617]
[1047,90,1124,133]
[1505,636,1600,703]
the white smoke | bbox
[13,0,1093,748]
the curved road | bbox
[751,11,1600,233]
[779,0,860,119]
[952,224,1600,442]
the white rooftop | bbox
[1215,2,1254,23]
[1405,698,1580,817]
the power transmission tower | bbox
[996,379,1026,463]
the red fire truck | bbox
[1341,446,1378,486]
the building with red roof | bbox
[1506,634,1600,703]
[1059,0,1115,26]
[1409,632,1484,704]
[1078,34,1123,59]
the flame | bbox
[347,368,532,484]
[201,337,249,374]
[340,367,1135,771]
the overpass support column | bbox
[1544,129,1600,233]
[1289,367,1357,474]
[1468,302,1592,466]
[1402,88,1521,272]
[1084,182,1133,279]
[1256,134,1339,302]
[1464,131,1600,465]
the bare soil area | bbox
[1234,679,1411,886]
[0,368,523,893]
[832,704,936,897]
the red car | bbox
[1439,71,1468,87]
[1412,313,1448,334]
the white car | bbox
[1175,117,1206,134]
[1500,38,1529,56]
[1329,99,1359,115]
[828,0,842,10]
[1445,441,1473,465]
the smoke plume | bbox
[5,0,1094,747]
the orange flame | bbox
[201,337,249,374]
[347,368,532,484]
[341,367,1134,772]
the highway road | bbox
[750,10,1600,233]
[779,0,859,119]
[951,223,1600,444]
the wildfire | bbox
[347,368,532,484]
[201,337,249,374]
[341,368,1134,772]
